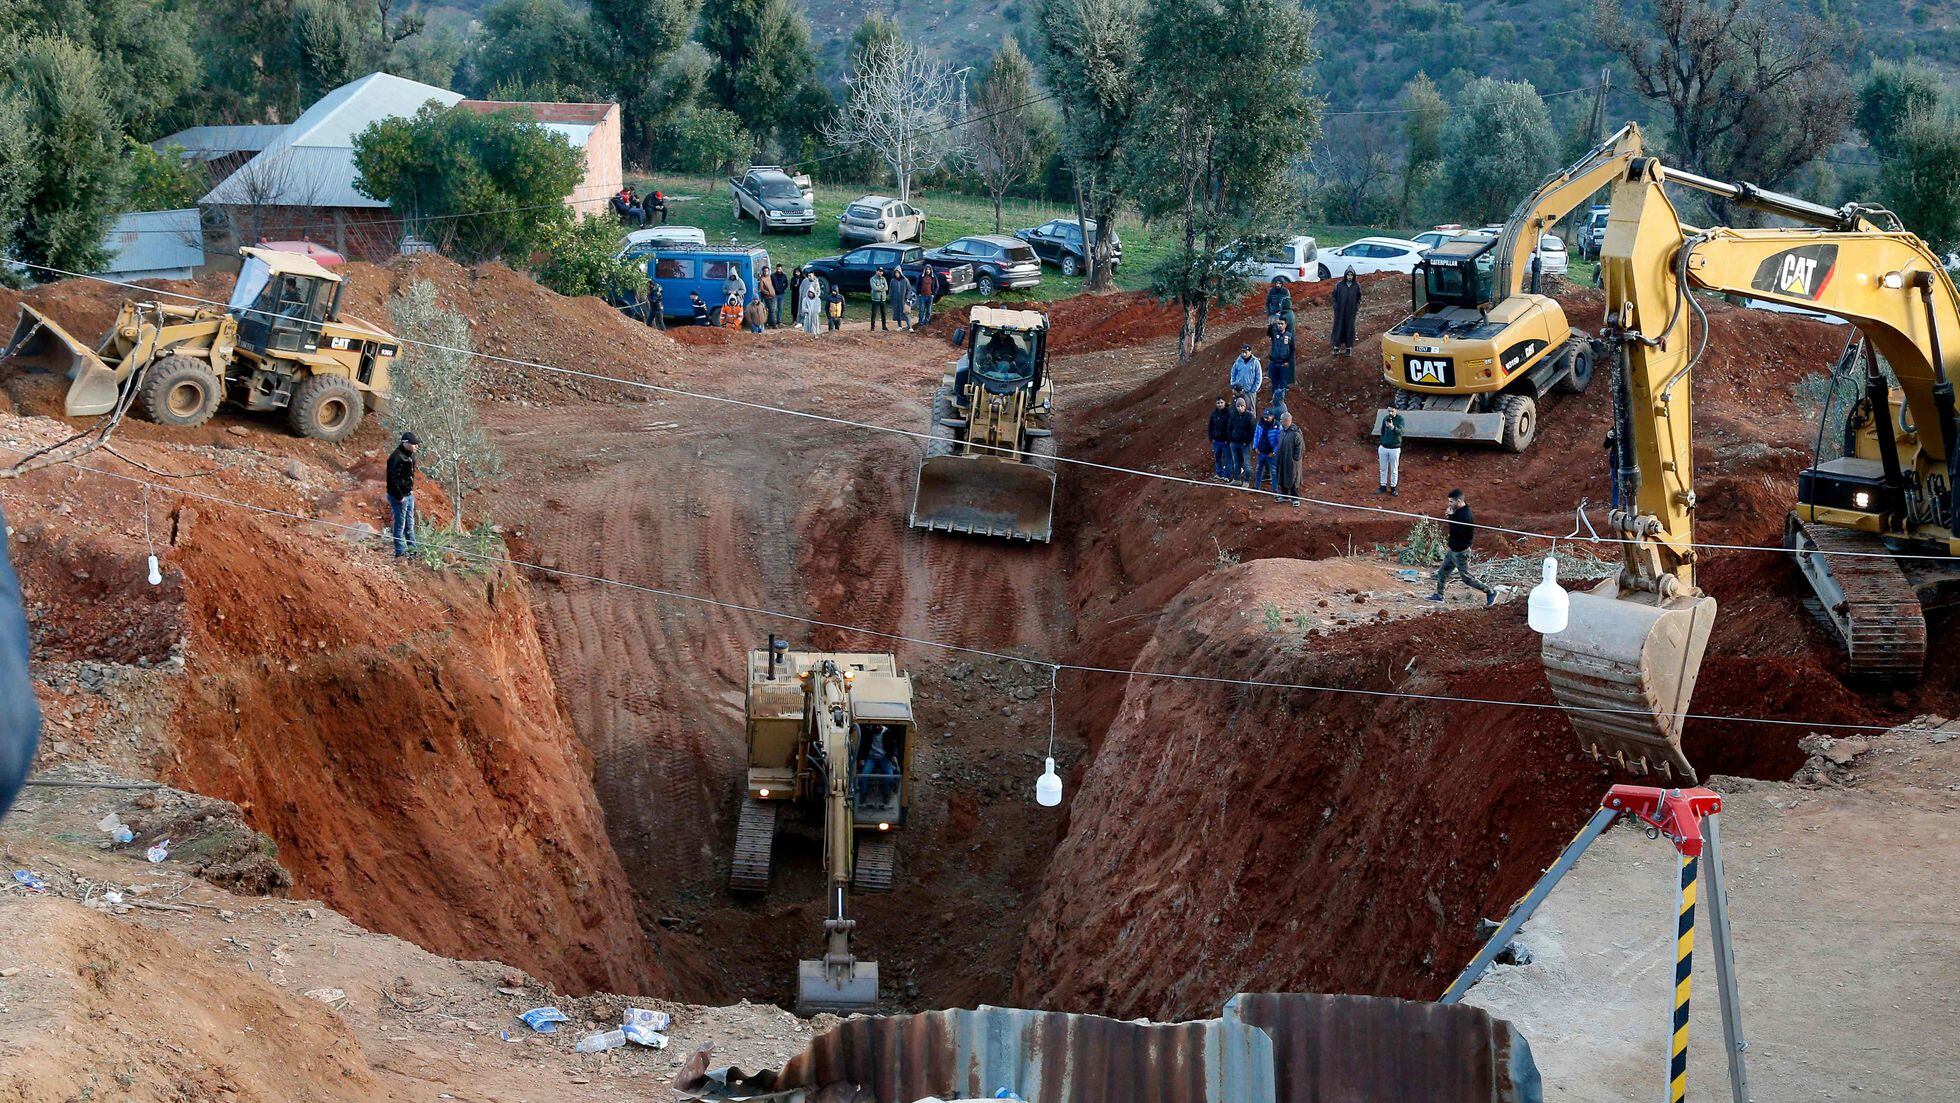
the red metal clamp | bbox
[1602,784,1723,857]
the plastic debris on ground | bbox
[11,870,48,893]
[520,1007,570,1034]
[145,839,171,863]
[575,1028,627,1053]
[97,812,134,844]
[625,1007,671,1047]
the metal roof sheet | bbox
[152,125,286,160]
[97,209,204,277]
[202,73,462,208]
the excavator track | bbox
[1785,514,1926,680]
[730,798,779,894]
[851,835,897,893]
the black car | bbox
[801,244,974,297]
[1014,218,1123,277]
[923,235,1043,296]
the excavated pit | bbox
[8,259,1951,1026]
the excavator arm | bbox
[796,664,879,1014]
[1541,152,1956,779]
[1491,124,1648,299]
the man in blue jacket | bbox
[0,503,40,822]
[1252,410,1282,493]
[1229,344,1262,407]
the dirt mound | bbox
[2,422,667,996]
[940,275,1375,355]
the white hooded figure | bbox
[800,275,823,335]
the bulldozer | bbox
[1541,125,1960,783]
[729,637,915,1015]
[910,306,1056,542]
[1373,127,1648,451]
[3,247,397,443]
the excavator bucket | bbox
[4,306,123,417]
[910,455,1056,542]
[796,956,879,1016]
[1541,581,1717,782]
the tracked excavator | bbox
[1373,127,1649,451]
[1543,128,1960,781]
[910,307,1056,542]
[729,637,915,1015]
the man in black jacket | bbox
[1206,397,1232,480]
[1268,318,1296,411]
[1330,268,1361,355]
[771,267,791,326]
[1429,488,1496,605]
[0,501,39,823]
[1274,410,1304,505]
[645,278,664,329]
[386,432,419,558]
[1226,395,1256,485]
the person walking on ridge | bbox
[1429,488,1497,605]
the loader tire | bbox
[1554,342,1594,395]
[289,373,364,443]
[1498,393,1538,453]
[924,385,958,458]
[1027,431,1058,472]
[1390,388,1423,410]
[141,355,222,429]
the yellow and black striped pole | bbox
[1670,851,1700,1102]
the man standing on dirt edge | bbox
[1276,411,1304,505]
[1331,268,1361,355]
[916,266,937,327]
[758,265,778,327]
[0,502,40,822]
[387,432,419,559]
[869,269,890,331]
[1429,489,1496,605]
[1378,410,1404,496]
[1207,397,1232,480]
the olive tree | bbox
[384,280,499,530]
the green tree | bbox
[353,103,584,263]
[849,13,903,70]
[1858,61,1942,160]
[0,96,31,278]
[586,0,704,159]
[536,214,642,299]
[1879,108,1960,253]
[468,0,603,99]
[385,280,499,531]
[972,38,1040,233]
[1125,0,1320,359]
[652,106,752,174]
[700,0,818,152]
[120,141,207,210]
[2,37,122,274]
[1399,72,1446,222]
[1434,77,1557,224]
[1034,0,1145,291]
[15,0,200,136]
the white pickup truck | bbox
[729,166,816,234]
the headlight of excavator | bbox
[1854,490,1872,509]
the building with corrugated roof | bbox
[97,209,205,280]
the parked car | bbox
[838,195,926,244]
[729,166,815,233]
[801,243,975,298]
[924,235,1042,295]
[645,244,772,318]
[1576,205,1611,258]
[1314,236,1427,278]
[1014,218,1122,277]
[1410,229,1462,253]
[1532,233,1569,278]
[617,225,707,264]
[1218,236,1321,283]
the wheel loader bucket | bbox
[1540,581,1717,783]
[796,957,878,1016]
[910,455,1056,542]
[4,306,123,417]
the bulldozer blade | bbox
[1541,581,1717,783]
[4,306,122,416]
[795,957,878,1016]
[910,455,1055,542]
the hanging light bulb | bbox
[1528,555,1568,635]
[1034,757,1063,807]
[146,554,162,587]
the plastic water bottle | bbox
[575,1029,626,1053]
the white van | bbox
[1219,236,1321,283]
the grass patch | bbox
[409,523,505,574]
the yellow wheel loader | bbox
[2,248,397,443]
[730,636,916,1015]
[1542,126,1960,783]
[910,306,1056,542]
[1374,127,1654,451]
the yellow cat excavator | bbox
[1542,129,1960,780]
[729,637,915,1015]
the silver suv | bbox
[838,195,925,244]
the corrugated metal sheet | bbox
[98,209,204,279]
[676,994,1540,1103]
[202,73,462,208]
[1223,993,1541,1103]
[151,125,286,161]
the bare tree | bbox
[1311,119,1396,226]
[822,37,969,203]
[970,38,1041,233]
[1597,0,1852,215]
[217,149,334,247]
